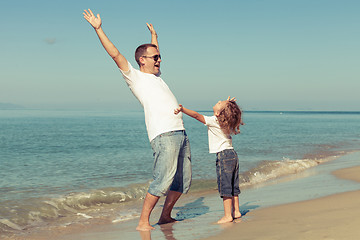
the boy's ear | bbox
[214,111,220,117]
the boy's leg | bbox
[232,150,241,218]
[137,192,160,231]
[158,190,182,224]
[232,195,242,219]
[217,196,234,224]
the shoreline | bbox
[2,151,360,240]
[203,165,360,240]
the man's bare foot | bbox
[136,222,155,231]
[217,215,234,224]
[158,217,177,225]
[233,212,242,219]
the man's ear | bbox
[139,57,146,65]
[215,111,220,117]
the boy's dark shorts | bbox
[216,149,241,197]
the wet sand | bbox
[204,165,360,240]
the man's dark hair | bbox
[135,44,158,66]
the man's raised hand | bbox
[146,23,157,36]
[83,9,101,30]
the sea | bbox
[1,109,360,238]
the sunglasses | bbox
[142,54,161,62]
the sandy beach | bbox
[204,166,360,240]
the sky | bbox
[1,0,359,111]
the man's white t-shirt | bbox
[120,62,184,142]
[204,115,233,153]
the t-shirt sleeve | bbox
[119,61,135,86]
[204,115,218,127]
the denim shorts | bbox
[148,130,192,197]
[216,149,240,197]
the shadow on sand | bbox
[174,197,210,221]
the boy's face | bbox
[140,47,161,75]
[213,100,228,116]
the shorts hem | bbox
[148,189,166,197]
[220,193,241,198]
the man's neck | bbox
[140,66,159,75]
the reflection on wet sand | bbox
[138,221,176,240]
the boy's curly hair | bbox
[217,100,243,135]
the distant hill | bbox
[0,103,25,109]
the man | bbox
[83,9,192,231]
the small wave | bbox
[186,156,336,193]
[0,218,23,231]
[239,157,331,187]
[76,213,93,219]
[0,182,150,235]
[112,210,139,223]
[56,184,148,210]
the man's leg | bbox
[158,190,182,224]
[158,132,191,224]
[137,192,160,231]
[142,132,176,230]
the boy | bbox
[174,97,243,223]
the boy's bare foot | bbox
[217,215,234,224]
[158,217,177,225]
[136,222,155,231]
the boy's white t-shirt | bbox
[204,115,233,153]
[119,62,184,142]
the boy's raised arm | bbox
[174,105,206,124]
[83,9,129,71]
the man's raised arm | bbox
[83,9,129,71]
[147,23,159,51]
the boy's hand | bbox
[83,9,101,30]
[227,96,236,102]
[174,104,183,115]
